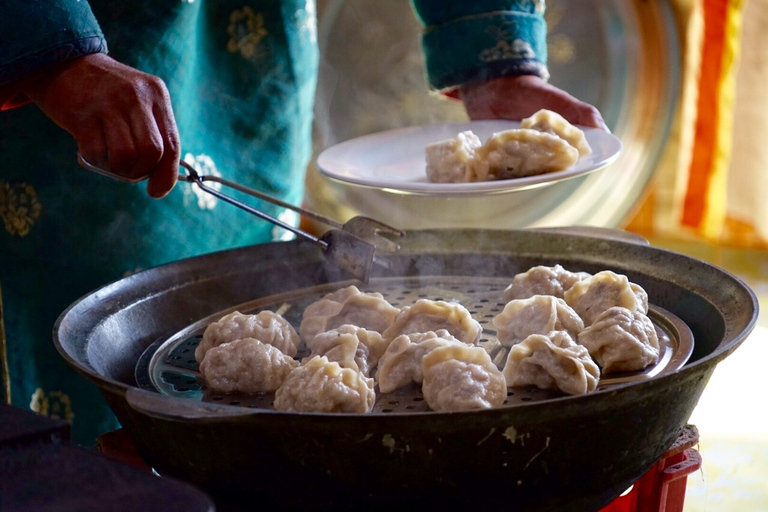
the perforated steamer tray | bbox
[135,276,694,412]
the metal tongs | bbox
[77,153,404,282]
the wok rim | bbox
[52,228,760,421]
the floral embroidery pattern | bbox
[30,388,75,422]
[295,0,317,44]
[271,208,299,242]
[548,34,575,65]
[545,2,563,30]
[543,4,575,65]
[183,153,221,210]
[0,181,42,237]
[480,25,536,62]
[122,268,144,278]
[227,6,268,60]
[506,0,546,13]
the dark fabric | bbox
[0,0,107,85]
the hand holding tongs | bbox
[77,153,404,282]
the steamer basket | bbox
[135,276,693,411]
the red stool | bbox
[599,425,702,512]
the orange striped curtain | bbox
[681,0,740,239]
[627,0,768,247]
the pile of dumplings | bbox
[425,109,592,183]
[497,265,660,396]
[195,265,660,414]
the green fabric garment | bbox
[0,0,318,446]
[411,0,548,89]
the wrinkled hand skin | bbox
[22,53,181,198]
[460,75,609,132]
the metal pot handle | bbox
[533,226,649,245]
[126,388,254,420]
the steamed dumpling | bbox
[199,338,299,394]
[503,331,600,395]
[521,109,592,157]
[563,270,649,326]
[475,128,579,180]
[577,307,660,373]
[503,264,591,301]
[629,283,650,313]
[381,299,482,345]
[421,344,507,411]
[493,295,584,347]
[196,310,300,363]
[273,356,375,413]
[303,324,388,377]
[376,330,464,393]
[299,285,400,344]
[425,130,488,183]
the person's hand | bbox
[460,75,609,132]
[22,53,180,198]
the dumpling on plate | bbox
[493,295,584,347]
[303,324,388,377]
[199,337,299,394]
[376,330,464,393]
[503,331,600,395]
[421,344,507,412]
[299,285,400,344]
[196,310,300,363]
[520,109,593,157]
[381,299,482,345]
[425,130,488,183]
[475,128,579,180]
[563,270,649,326]
[577,306,660,373]
[503,264,591,301]
[273,356,375,413]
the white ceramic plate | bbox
[316,120,623,197]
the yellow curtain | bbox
[627,0,767,248]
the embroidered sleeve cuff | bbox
[420,11,548,91]
[0,0,108,86]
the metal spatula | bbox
[77,153,404,282]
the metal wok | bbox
[53,228,758,511]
